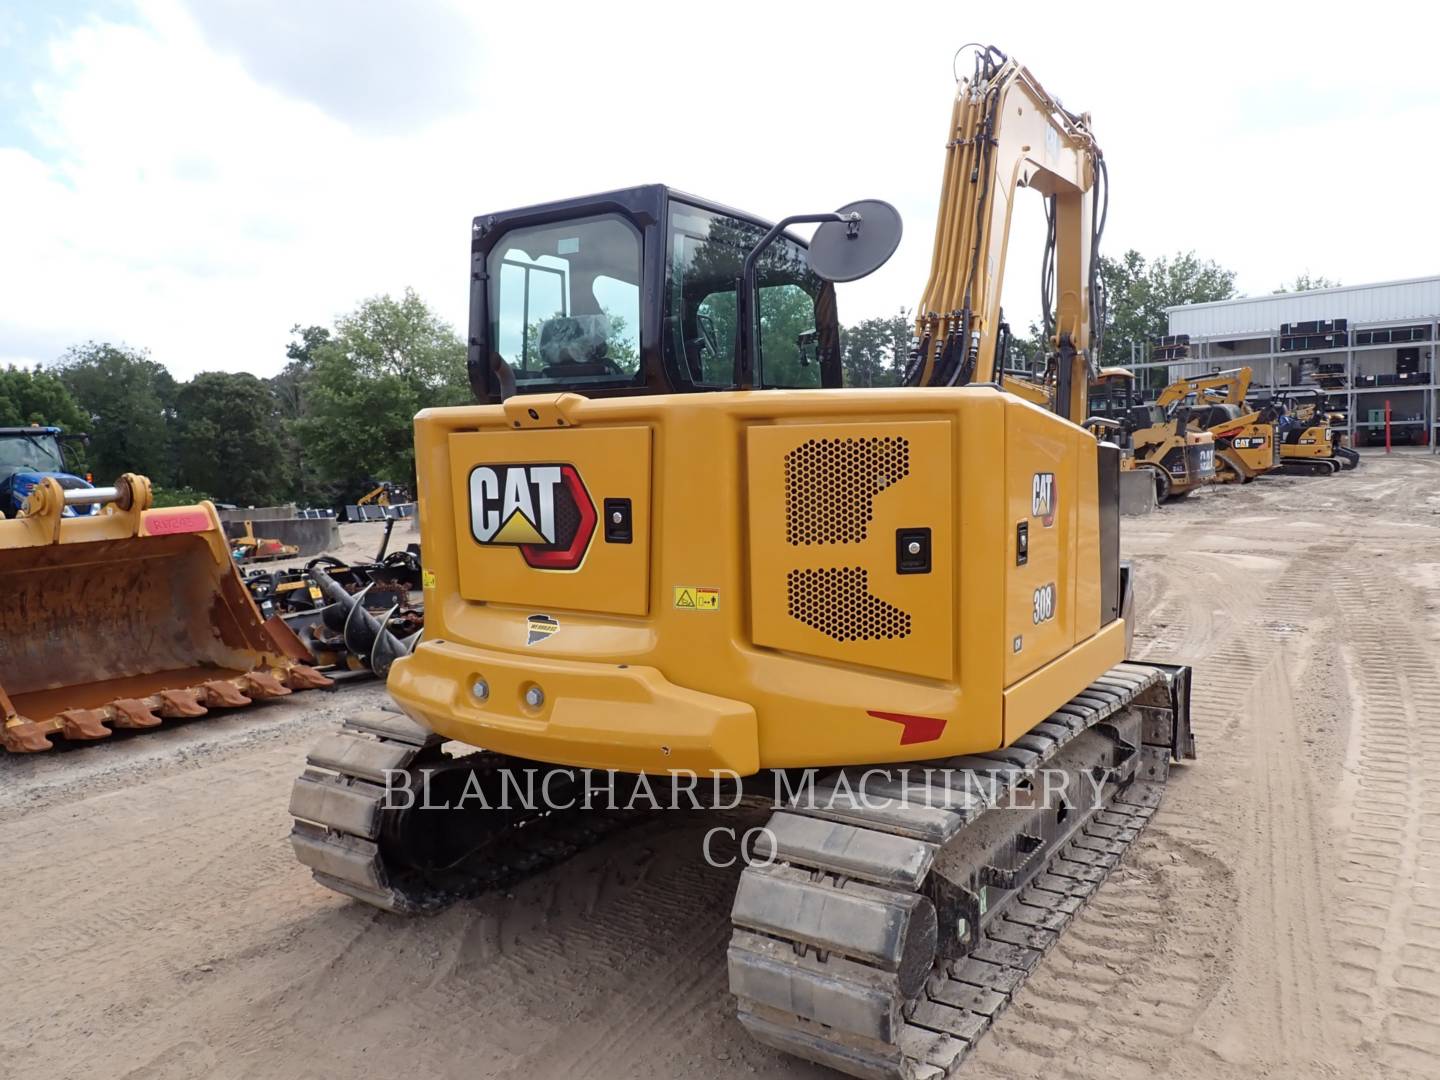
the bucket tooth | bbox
[110,699,163,729]
[158,689,208,718]
[243,670,293,699]
[1,720,53,753]
[283,664,334,691]
[201,681,252,708]
[58,708,112,741]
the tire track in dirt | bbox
[1331,555,1440,1075]
[968,545,1303,1078]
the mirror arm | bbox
[733,212,852,389]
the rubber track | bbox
[728,662,1190,1079]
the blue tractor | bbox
[0,426,95,518]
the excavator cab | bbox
[470,185,846,402]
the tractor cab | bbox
[0,426,94,518]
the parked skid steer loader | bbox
[289,46,1194,1079]
[0,474,332,753]
[1087,369,1216,500]
[1155,368,1280,483]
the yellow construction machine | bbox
[1271,389,1359,474]
[1087,368,1216,499]
[0,474,332,753]
[289,45,1193,1078]
[1155,367,1280,483]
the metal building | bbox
[1157,275,1440,448]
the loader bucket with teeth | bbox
[0,474,332,753]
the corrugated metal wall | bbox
[1167,276,1440,338]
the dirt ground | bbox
[5,450,1440,1080]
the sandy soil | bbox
[4,449,1440,1080]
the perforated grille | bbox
[784,436,910,545]
[787,567,912,642]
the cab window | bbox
[664,204,825,389]
[488,214,643,391]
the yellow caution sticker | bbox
[308,586,323,600]
[422,569,437,590]
[673,586,720,611]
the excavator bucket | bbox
[0,474,332,753]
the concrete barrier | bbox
[223,516,339,556]
[216,504,297,525]
[1120,469,1157,516]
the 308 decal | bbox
[1032,582,1056,624]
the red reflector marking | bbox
[868,710,947,745]
[144,510,211,535]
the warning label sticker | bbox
[673,586,720,611]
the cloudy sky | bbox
[2,0,1436,378]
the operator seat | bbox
[537,314,614,377]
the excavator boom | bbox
[912,47,1105,426]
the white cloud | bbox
[1,0,1436,377]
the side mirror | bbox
[734,199,903,387]
[808,200,903,283]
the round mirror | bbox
[808,199,903,283]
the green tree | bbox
[56,342,177,485]
[1274,273,1341,294]
[173,372,287,506]
[755,284,822,387]
[300,289,469,498]
[1098,251,1238,384]
[0,366,91,433]
[269,324,332,504]
[1003,319,1048,375]
[841,312,912,387]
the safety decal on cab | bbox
[1031,472,1057,527]
[468,463,596,571]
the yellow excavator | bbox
[1270,389,1360,474]
[1087,368,1216,500]
[1155,367,1280,483]
[289,45,1193,1078]
[0,474,332,752]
